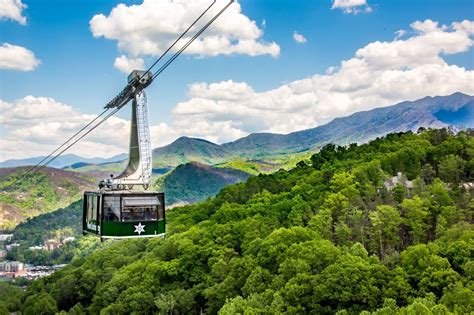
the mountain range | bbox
[0,153,127,169]
[2,93,472,171]
[222,92,474,155]
[153,92,473,166]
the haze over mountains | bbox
[0,153,127,169]
[1,92,472,170]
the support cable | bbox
[10,0,234,186]
[12,108,111,185]
[152,0,234,81]
[138,0,217,82]
[18,107,122,184]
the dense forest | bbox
[158,162,251,205]
[4,129,473,314]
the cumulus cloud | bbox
[331,0,372,14]
[114,55,145,74]
[0,43,40,71]
[0,3,40,72]
[293,31,307,44]
[0,0,27,24]
[0,96,183,160]
[90,0,280,62]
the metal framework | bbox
[101,71,153,190]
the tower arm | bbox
[104,71,153,109]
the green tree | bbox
[370,205,402,258]
[440,283,474,313]
[392,184,406,204]
[438,154,466,185]
[22,292,58,315]
[401,196,430,244]
[421,164,436,184]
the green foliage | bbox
[21,292,58,315]
[18,129,474,314]
[6,200,102,265]
[155,162,251,205]
[0,168,94,229]
[12,200,82,246]
[0,281,23,312]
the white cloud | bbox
[114,55,145,74]
[293,31,307,44]
[2,19,474,160]
[0,0,27,25]
[331,0,372,14]
[0,43,40,71]
[0,96,182,161]
[89,0,280,61]
[169,19,474,143]
[0,3,40,73]
[394,29,406,40]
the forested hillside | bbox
[5,201,103,266]
[0,167,95,229]
[11,129,473,314]
[156,162,251,205]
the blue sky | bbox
[0,0,473,159]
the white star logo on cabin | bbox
[134,223,146,235]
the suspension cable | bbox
[12,108,111,185]
[10,0,234,186]
[152,0,234,81]
[138,0,217,82]
[18,107,122,184]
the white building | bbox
[384,172,414,192]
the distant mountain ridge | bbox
[223,92,474,155]
[152,136,233,168]
[152,92,473,165]
[0,153,127,169]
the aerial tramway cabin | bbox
[83,191,165,240]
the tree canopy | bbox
[6,129,474,314]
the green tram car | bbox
[83,190,165,240]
